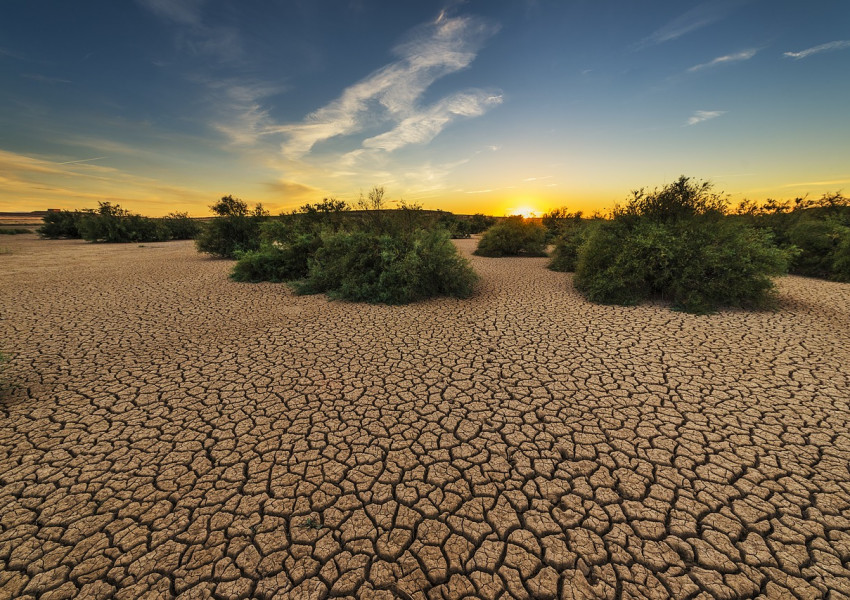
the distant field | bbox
[0,212,46,227]
[1,234,849,599]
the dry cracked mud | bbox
[1,234,849,600]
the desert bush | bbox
[573,176,792,313]
[0,228,33,235]
[296,228,477,304]
[786,220,845,279]
[473,217,547,257]
[160,212,200,240]
[832,229,850,282]
[435,212,472,238]
[548,220,597,272]
[195,195,268,258]
[76,202,166,243]
[468,213,496,234]
[542,207,583,241]
[38,210,84,238]
[231,234,322,283]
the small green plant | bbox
[299,517,323,530]
[473,217,547,257]
[0,228,33,235]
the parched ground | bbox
[1,234,849,600]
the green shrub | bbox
[786,220,846,279]
[296,228,477,304]
[231,234,321,283]
[161,212,200,240]
[830,228,850,282]
[468,213,496,234]
[573,176,793,313]
[574,218,789,313]
[38,210,84,238]
[548,220,597,272]
[0,228,33,235]
[195,195,268,258]
[473,217,547,257]
[542,207,583,242]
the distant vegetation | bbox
[195,195,268,258]
[0,228,33,235]
[731,192,850,282]
[228,188,478,304]
[473,216,547,257]
[38,203,200,243]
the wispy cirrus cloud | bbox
[361,91,502,152]
[783,40,850,60]
[687,49,757,72]
[269,14,500,158]
[686,110,726,125]
[635,0,746,50]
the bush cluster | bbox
[295,228,477,304]
[473,217,547,257]
[572,176,793,313]
[227,188,479,304]
[548,219,598,273]
[732,193,850,282]
[0,228,33,235]
[38,204,199,242]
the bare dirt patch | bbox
[1,236,849,598]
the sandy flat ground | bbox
[1,233,849,600]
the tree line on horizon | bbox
[35,178,850,311]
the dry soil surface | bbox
[1,235,849,600]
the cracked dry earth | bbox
[1,235,850,600]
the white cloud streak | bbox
[271,15,500,158]
[783,40,850,60]
[688,48,757,72]
[362,91,502,152]
[687,110,726,125]
[635,0,745,49]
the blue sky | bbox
[1,0,848,216]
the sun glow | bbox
[508,205,539,219]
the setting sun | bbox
[508,205,540,219]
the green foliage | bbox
[296,228,477,304]
[473,217,547,257]
[196,195,268,258]
[613,175,728,223]
[0,228,33,235]
[38,210,84,238]
[832,229,850,282]
[733,192,850,281]
[573,176,793,313]
[548,220,597,272]
[435,212,472,238]
[542,207,583,241]
[231,234,321,283]
[76,202,162,243]
[160,212,200,240]
[468,213,496,234]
